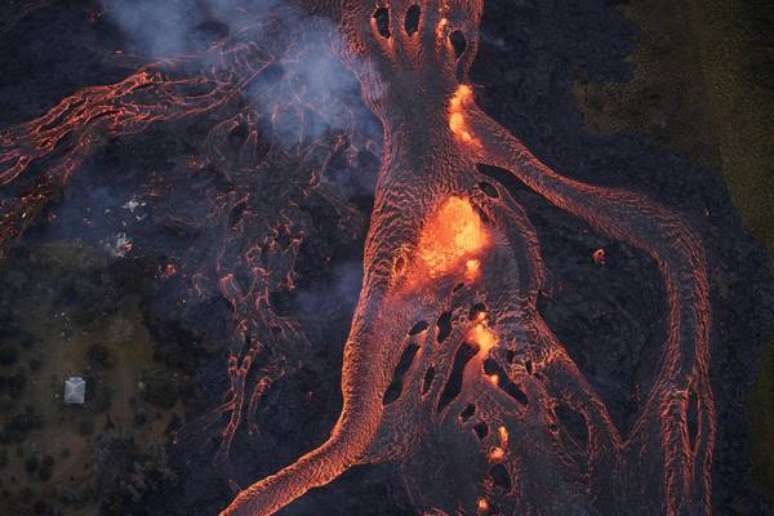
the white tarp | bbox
[64,377,86,405]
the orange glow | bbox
[448,85,480,146]
[489,446,505,462]
[498,425,509,446]
[467,321,498,357]
[416,196,490,281]
[449,112,464,132]
[477,498,490,512]
[465,259,481,282]
[436,17,448,40]
[450,84,472,109]
[592,248,607,265]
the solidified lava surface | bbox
[0,1,772,515]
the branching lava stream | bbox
[0,1,714,515]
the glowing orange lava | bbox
[464,258,481,282]
[449,84,480,147]
[488,446,505,463]
[467,316,499,357]
[414,196,490,283]
[0,1,716,515]
[498,425,509,446]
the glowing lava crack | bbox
[0,1,715,515]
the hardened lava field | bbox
[0,1,772,515]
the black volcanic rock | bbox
[0,1,770,514]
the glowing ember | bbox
[593,248,607,265]
[498,425,509,446]
[449,84,480,146]
[416,196,490,280]
[467,318,499,357]
[160,263,178,279]
[489,446,505,463]
[464,258,481,282]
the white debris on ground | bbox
[102,232,134,258]
[64,376,86,405]
[99,196,148,257]
[122,196,148,222]
[122,197,146,213]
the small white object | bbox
[103,232,133,258]
[123,198,141,213]
[64,377,86,405]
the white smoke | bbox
[100,0,279,57]
[100,0,381,180]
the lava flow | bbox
[0,1,715,515]
[403,195,490,290]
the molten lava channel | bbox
[449,85,480,147]
[414,196,490,287]
[467,316,498,358]
[0,1,717,514]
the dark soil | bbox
[0,1,771,515]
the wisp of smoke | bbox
[100,0,277,57]
[101,0,380,152]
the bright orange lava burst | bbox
[489,446,505,463]
[498,425,509,446]
[449,85,480,147]
[464,258,481,282]
[467,320,498,356]
[466,313,500,381]
[416,196,490,281]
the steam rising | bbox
[297,261,363,318]
[100,0,278,57]
[100,0,379,150]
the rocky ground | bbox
[0,1,772,515]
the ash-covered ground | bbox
[0,1,772,515]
